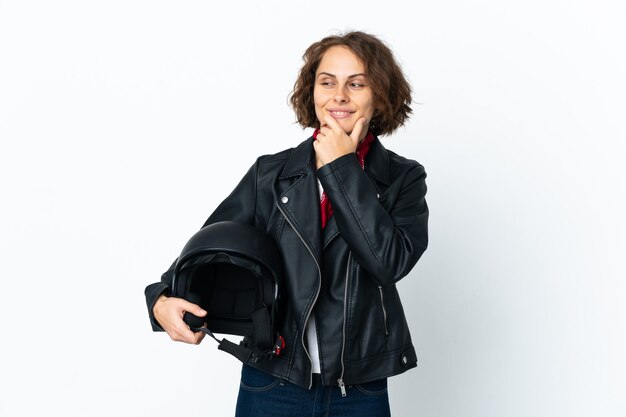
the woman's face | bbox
[313,46,376,139]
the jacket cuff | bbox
[145,282,170,331]
[316,152,360,178]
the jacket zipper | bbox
[378,286,389,335]
[276,201,322,390]
[337,251,351,397]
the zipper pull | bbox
[337,378,347,397]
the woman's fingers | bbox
[315,116,366,166]
[154,295,207,344]
[349,117,367,143]
[321,114,350,137]
[178,298,208,319]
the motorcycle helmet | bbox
[171,221,285,362]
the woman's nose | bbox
[334,86,349,103]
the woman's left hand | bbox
[314,115,367,168]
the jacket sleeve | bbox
[143,160,261,331]
[316,153,428,287]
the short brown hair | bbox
[290,31,412,137]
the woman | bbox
[145,31,429,416]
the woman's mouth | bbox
[329,109,355,119]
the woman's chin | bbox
[337,120,356,134]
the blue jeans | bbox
[235,365,391,417]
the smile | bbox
[329,110,355,119]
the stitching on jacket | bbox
[252,159,264,227]
[345,256,354,361]
[285,328,298,380]
[275,216,285,242]
[346,344,414,365]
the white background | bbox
[1,1,624,416]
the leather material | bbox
[144,136,428,388]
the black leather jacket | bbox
[144,136,428,390]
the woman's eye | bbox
[320,81,335,87]
[349,82,365,88]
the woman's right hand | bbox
[153,294,207,344]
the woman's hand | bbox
[314,115,367,169]
[153,294,207,344]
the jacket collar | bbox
[279,137,315,179]
[364,137,390,186]
[279,135,390,185]
[276,134,391,259]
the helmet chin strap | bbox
[186,307,286,364]
[192,327,285,364]
[193,327,254,363]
